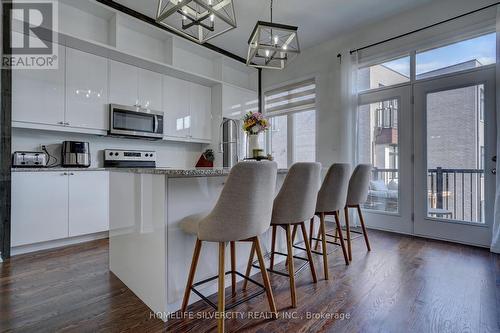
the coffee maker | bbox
[61,141,91,167]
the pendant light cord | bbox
[270,0,273,23]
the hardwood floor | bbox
[1,230,499,333]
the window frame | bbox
[264,76,318,168]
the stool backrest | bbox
[346,164,372,206]
[198,161,278,242]
[316,163,351,213]
[272,162,321,225]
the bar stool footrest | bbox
[251,251,309,278]
[190,271,265,311]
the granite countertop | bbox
[109,167,289,178]
[12,167,289,178]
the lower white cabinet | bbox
[68,171,109,237]
[12,172,69,247]
[11,171,109,247]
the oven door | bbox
[109,104,164,139]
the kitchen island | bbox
[108,168,289,320]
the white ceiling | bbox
[114,0,435,58]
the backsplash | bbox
[12,128,205,168]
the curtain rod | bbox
[337,1,499,57]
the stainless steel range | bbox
[104,149,156,168]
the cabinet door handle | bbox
[62,172,68,175]
[57,121,64,125]
[69,172,74,175]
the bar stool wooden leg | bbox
[230,241,236,297]
[319,213,329,280]
[357,205,371,251]
[270,225,277,270]
[300,222,317,283]
[181,238,203,312]
[217,242,226,333]
[334,211,349,265]
[253,236,278,317]
[309,217,314,247]
[286,225,298,267]
[314,224,321,251]
[285,225,297,308]
[242,241,255,291]
[344,207,352,261]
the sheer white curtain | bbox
[491,5,500,253]
[339,50,359,225]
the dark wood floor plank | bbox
[0,232,498,333]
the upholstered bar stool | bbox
[308,163,351,279]
[180,161,278,333]
[344,164,373,261]
[244,162,321,308]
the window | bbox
[357,56,410,91]
[266,79,316,168]
[416,33,496,79]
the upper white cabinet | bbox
[68,171,109,237]
[109,60,140,106]
[138,68,162,111]
[109,60,162,110]
[12,43,66,126]
[190,84,212,141]
[163,76,190,139]
[222,84,258,120]
[66,48,109,130]
[162,75,211,142]
[11,172,69,247]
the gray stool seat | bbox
[180,213,207,235]
[180,161,278,333]
[245,162,321,308]
[309,163,351,279]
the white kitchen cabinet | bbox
[138,68,162,110]
[66,48,109,130]
[11,171,110,248]
[222,84,258,120]
[12,43,66,126]
[68,171,109,237]
[11,172,69,247]
[162,76,212,141]
[190,83,212,141]
[109,60,162,111]
[163,76,190,139]
[109,60,139,107]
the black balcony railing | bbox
[369,168,484,223]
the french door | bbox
[413,67,496,246]
[357,86,413,234]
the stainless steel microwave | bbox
[109,104,164,139]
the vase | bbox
[247,133,261,158]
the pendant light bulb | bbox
[210,14,214,22]
[265,49,270,57]
[273,35,279,45]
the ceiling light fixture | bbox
[246,0,300,70]
[156,0,237,44]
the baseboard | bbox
[11,232,109,256]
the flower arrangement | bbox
[242,111,269,134]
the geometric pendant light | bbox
[246,0,300,69]
[156,0,237,44]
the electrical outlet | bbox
[40,144,46,151]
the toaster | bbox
[12,151,48,167]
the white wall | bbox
[262,0,498,166]
[12,128,204,168]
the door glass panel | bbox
[113,110,154,133]
[426,85,485,223]
[416,33,496,80]
[357,98,399,213]
[270,115,288,168]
